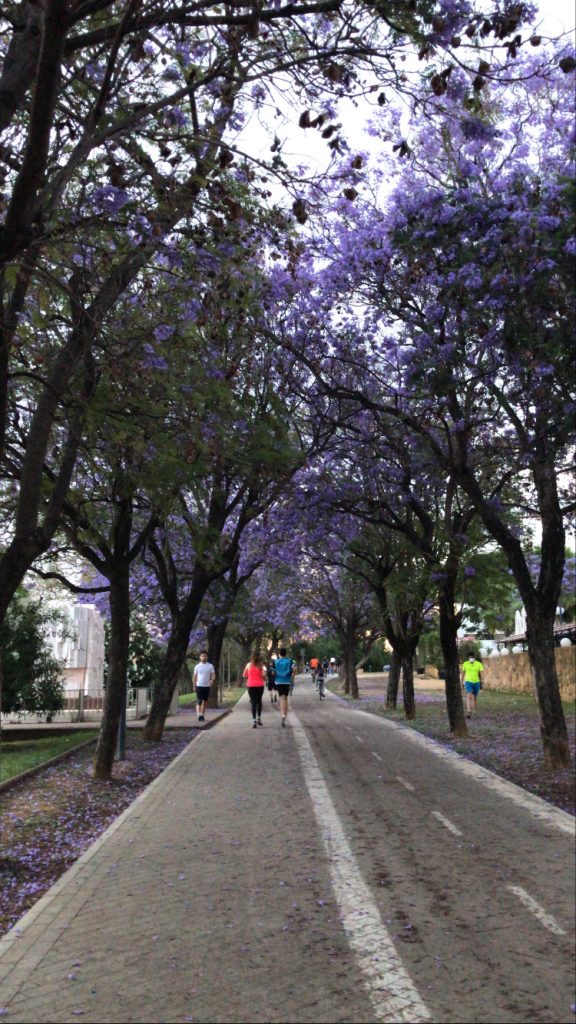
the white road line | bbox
[372,751,383,763]
[507,886,567,937]
[396,776,415,792]
[356,735,365,744]
[292,711,430,1023]
[431,811,463,837]
[328,700,575,837]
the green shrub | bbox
[1,590,66,719]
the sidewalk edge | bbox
[326,688,575,835]
[0,715,229,956]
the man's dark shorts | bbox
[276,684,291,697]
[196,685,211,703]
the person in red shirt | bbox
[309,656,319,686]
[243,653,266,728]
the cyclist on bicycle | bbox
[316,661,325,699]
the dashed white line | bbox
[355,735,365,744]
[396,776,415,792]
[292,712,430,1023]
[371,751,383,763]
[507,886,567,936]
[431,811,463,837]
[336,704,574,837]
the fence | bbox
[2,688,153,724]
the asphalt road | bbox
[291,679,575,1023]
[0,675,573,1024]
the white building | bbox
[46,603,105,696]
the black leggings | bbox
[248,686,264,719]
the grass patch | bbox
[221,686,244,708]
[178,687,244,710]
[0,732,98,783]
[178,692,197,707]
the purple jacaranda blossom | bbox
[90,185,130,215]
[153,324,175,343]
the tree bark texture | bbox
[438,577,467,737]
[525,607,570,768]
[401,652,416,720]
[343,639,359,698]
[0,5,43,134]
[143,569,211,741]
[93,564,130,780]
[207,618,227,707]
[386,651,401,709]
[455,453,570,764]
[142,627,190,742]
[0,0,67,266]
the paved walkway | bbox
[0,693,376,1024]
[0,682,573,1024]
[0,704,226,733]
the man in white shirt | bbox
[193,651,215,723]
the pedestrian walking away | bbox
[266,660,278,702]
[193,651,216,722]
[243,653,266,728]
[461,650,484,718]
[274,646,295,727]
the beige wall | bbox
[482,646,575,702]
[426,647,575,701]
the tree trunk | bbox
[386,651,401,709]
[207,618,227,708]
[237,640,252,684]
[438,577,467,737]
[402,653,416,720]
[455,450,570,765]
[343,641,359,698]
[0,535,51,625]
[143,567,211,741]
[525,607,570,768]
[142,628,189,742]
[94,564,130,780]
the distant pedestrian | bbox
[266,660,277,703]
[461,651,484,718]
[243,653,266,728]
[193,651,216,723]
[274,647,295,727]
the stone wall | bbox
[482,646,575,702]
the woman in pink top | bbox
[243,653,266,729]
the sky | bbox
[237,0,575,178]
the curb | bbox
[0,735,98,796]
[327,688,575,834]
[0,716,222,960]
[0,710,230,797]
[190,707,231,730]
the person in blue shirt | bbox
[274,647,295,727]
